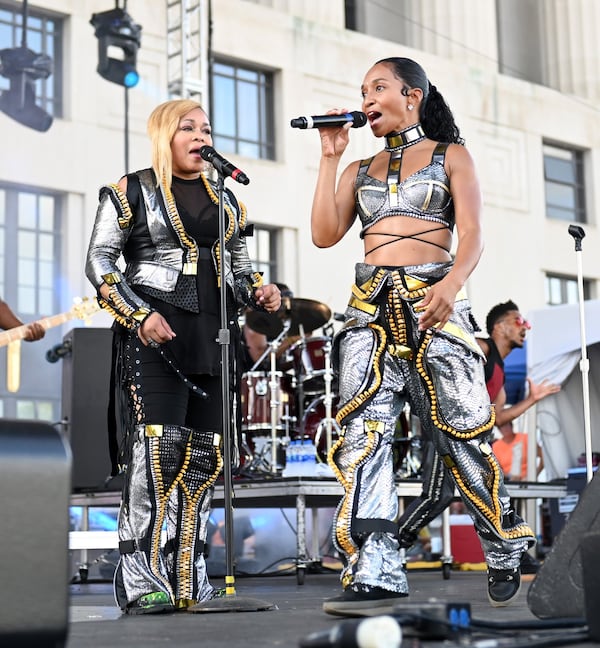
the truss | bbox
[166,0,209,103]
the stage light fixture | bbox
[0,46,53,132]
[90,8,142,88]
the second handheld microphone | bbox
[290,111,367,130]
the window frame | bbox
[543,142,586,223]
[545,272,591,306]
[0,181,62,423]
[244,223,279,286]
[209,57,275,161]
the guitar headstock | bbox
[70,297,101,322]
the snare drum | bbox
[290,336,331,395]
[240,371,293,431]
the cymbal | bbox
[245,297,332,338]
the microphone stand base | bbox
[187,596,276,613]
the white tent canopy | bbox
[526,300,600,480]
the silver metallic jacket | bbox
[85,168,263,329]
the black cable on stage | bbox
[466,629,591,648]
[468,616,587,630]
[390,609,590,647]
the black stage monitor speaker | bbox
[527,470,600,619]
[0,420,71,647]
[61,327,114,491]
[581,531,600,640]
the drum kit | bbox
[238,296,341,477]
[237,296,423,479]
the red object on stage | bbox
[449,515,485,564]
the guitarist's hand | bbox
[138,311,176,347]
[23,322,45,342]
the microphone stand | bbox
[189,170,273,613]
[568,225,594,483]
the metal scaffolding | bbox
[166,0,209,103]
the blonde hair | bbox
[147,99,206,185]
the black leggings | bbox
[128,337,223,432]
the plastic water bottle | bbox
[283,439,299,477]
[294,439,304,475]
[301,439,318,476]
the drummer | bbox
[239,283,299,373]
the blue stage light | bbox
[90,8,142,89]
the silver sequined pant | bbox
[115,424,223,610]
[328,264,535,594]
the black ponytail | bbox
[421,82,464,145]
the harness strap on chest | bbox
[364,226,451,256]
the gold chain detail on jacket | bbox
[446,449,535,541]
[161,175,199,273]
[199,173,243,288]
[107,183,134,229]
[98,288,151,330]
[251,271,263,288]
[96,297,129,329]
[415,331,495,439]
[335,323,387,426]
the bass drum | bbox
[299,394,340,463]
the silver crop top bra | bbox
[355,142,454,254]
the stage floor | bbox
[66,569,595,648]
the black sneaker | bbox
[520,551,540,574]
[323,583,408,617]
[125,591,176,615]
[487,567,521,607]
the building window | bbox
[545,273,591,306]
[0,187,60,315]
[0,2,63,118]
[210,59,275,160]
[244,225,278,285]
[543,143,586,223]
[0,183,61,421]
[345,0,358,30]
[496,0,544,85]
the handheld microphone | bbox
[200,146,250,185]
[290,111,367,130]
[299,615,402,648]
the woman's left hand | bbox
[254,284,281,313]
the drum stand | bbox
[294,325,308,428]
[311,338,339,465]
[249,321,292,476]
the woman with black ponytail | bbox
[310,56,534,614]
